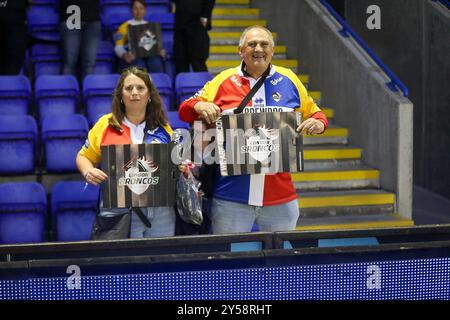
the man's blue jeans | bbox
[210,198,300,234]
[60,20,101,79]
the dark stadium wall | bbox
[253,0,450,200]
[345,0,450,200]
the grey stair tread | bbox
[297,189,394,197]
[208,54,287,60]
[302,144,360,150]
[303,159,363,171]
[211,39,241,45]
[213,15,259,19]
[297,165,376,172]
[297,213,410,226]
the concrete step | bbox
[211,19,267,31]
[209,31,278,45]
[309,90,321,103]
[209,53,287,60]
[210,45,287,54]
[209,45,286,60]
[303,159,362,171]
[215,0,250,8]
[321,107,334,120]
[303,145,362,161]
[296,213,414,231]
[212,8,259,19]
[303,125,348,145]
[298,74,309,85]
[297,189,397,223]
[292,167,380,191]
[297,189,395,215]
[207,59,298,74]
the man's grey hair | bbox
[238,25,275,48]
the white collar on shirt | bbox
[128,19,148,26]
[123,117,146,144]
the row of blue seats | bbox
[0,72,213,125]
[0,181,99,244]
[0,113,187,175]
[28,40,174,78]
[28,2,174,43]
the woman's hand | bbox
[84,168,108,186]
[178,160,194,178]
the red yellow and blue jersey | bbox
[179,63,328,206]
[79,113,172,167]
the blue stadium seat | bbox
[167,111,189,129]
[145,0,172,13]
[27,5,60,42]
[52,181,99,242]
[151,73,173,111]
[175,72,213,105]
[41,114,89,173]
[146,12,174,40]
[0,75,31,115]
[35,75,79,122]
[94,41,116,74]
[83,74,120,126]
[32,0,57,5]
[0,182,47,244]
[102,5,131,31]
[162,37,175,80]
[0,115,38,175]
[31,43,61,77]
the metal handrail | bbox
[432,0,450,8]
[319,0,409,97]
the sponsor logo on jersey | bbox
[230,75,243,87]
[270,76,283,86]
[272,92,282,102]
[253,97,265,108]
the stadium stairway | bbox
[211,0,414,230]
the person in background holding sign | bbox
[114,0,166,73]
[76,66,175,238]
[178,25,328,234]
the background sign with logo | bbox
[101,143,177,208]
[128,22,161,59]
[216,112,303,176]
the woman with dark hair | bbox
[76,66,175,238]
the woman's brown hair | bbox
[109,66,168,131]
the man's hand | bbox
[200,17,208,28]
[297,118,325,135]
[122,52,135,64]
[194,102,221,124]
[160,49,167,59]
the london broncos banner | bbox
[101,144,177,208]
[215,112,303,176]
[128,23,161,59]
